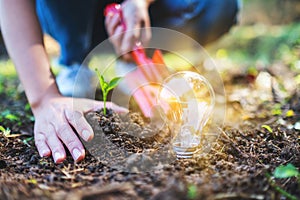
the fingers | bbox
[35,115,86,163]
[64,109,94,141]
[121,28,138,54]
[33,97,127,164]
[105,13,122,36]
[107,0,152,54]
[34,130,51,157]
[55,122,85,162]
[35,124,66,163]
[112,26,125,55]
[105,12,126,56]
[121,13,141,53]
[141,18,151,46]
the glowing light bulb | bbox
[158,71,215,158]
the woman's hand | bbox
[0,0,129,164]
[32,95,127,163]
[105,0,152,56]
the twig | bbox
[214,192,265,199]
[5,134,21,138]
[218,128,249,158]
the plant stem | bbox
[103,92,107,115]
[266,173,298,200]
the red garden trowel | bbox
[104,3,169,117]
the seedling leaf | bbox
[107,77,122,91]
[261,125,273,133]
[271,103,282,116]
[274,164,299,178]
[187,184,197,199]
[25,103,31,111]
[266,173,298,200]
[0,125,5,133]
[285,110,295,117]
[26,179,38,184]
[95,69,106,90]
[95,68,122,115]
[5,113,19,121]
[23,137,34,147]
[0,126,11,137]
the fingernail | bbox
[72,148,82,161]
[82,130,91,141]
[40,149,49,157]
[54,152,64,163]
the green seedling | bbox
[271,103,282,116]
[274,164,299,179]
[0,125,11,137]
[25,103,31,111]
[23,137,34,147]
[187,184,197,200]
[95,69,122,115]
[285,110,295,118]
[261,124,273,133]
[266,164,299,200]
[1,110,19,121]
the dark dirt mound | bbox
[0,106,299,200]
[83,109,175,172]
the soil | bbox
[0,99,299,200]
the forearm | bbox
[0,0,60,113]
[146,0,156,6]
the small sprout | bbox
[1,110,19,121]
[187,184,197,199]
[23,137,34,147]
[274,164,299,179]
[0,125,5,133]
[266,172,298,200]
[26,179,38,184]
[29,116,35,122]
[5,113,19,121]
[271,103,282,116]
[285,110,295,118]
[25,103,31,111]
[247,66,258,77]
[261,125,273,133]
[0,125,11,137]
[267,164,300,200]
[95,68,122,115]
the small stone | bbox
[294,122,300,130]
[29,154,38,164]
[0,160,7,169]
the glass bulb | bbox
[157,71,215,158]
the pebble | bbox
[29,154,38,164]
[0,160,7,169]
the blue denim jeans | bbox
[36,0,239,66]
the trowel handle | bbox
[104,3,148,63]
[104,3,126,30]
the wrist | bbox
[30,84,62,115]
[123,0,154,8]
[144,0,155,8]
[146,0,155,6]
